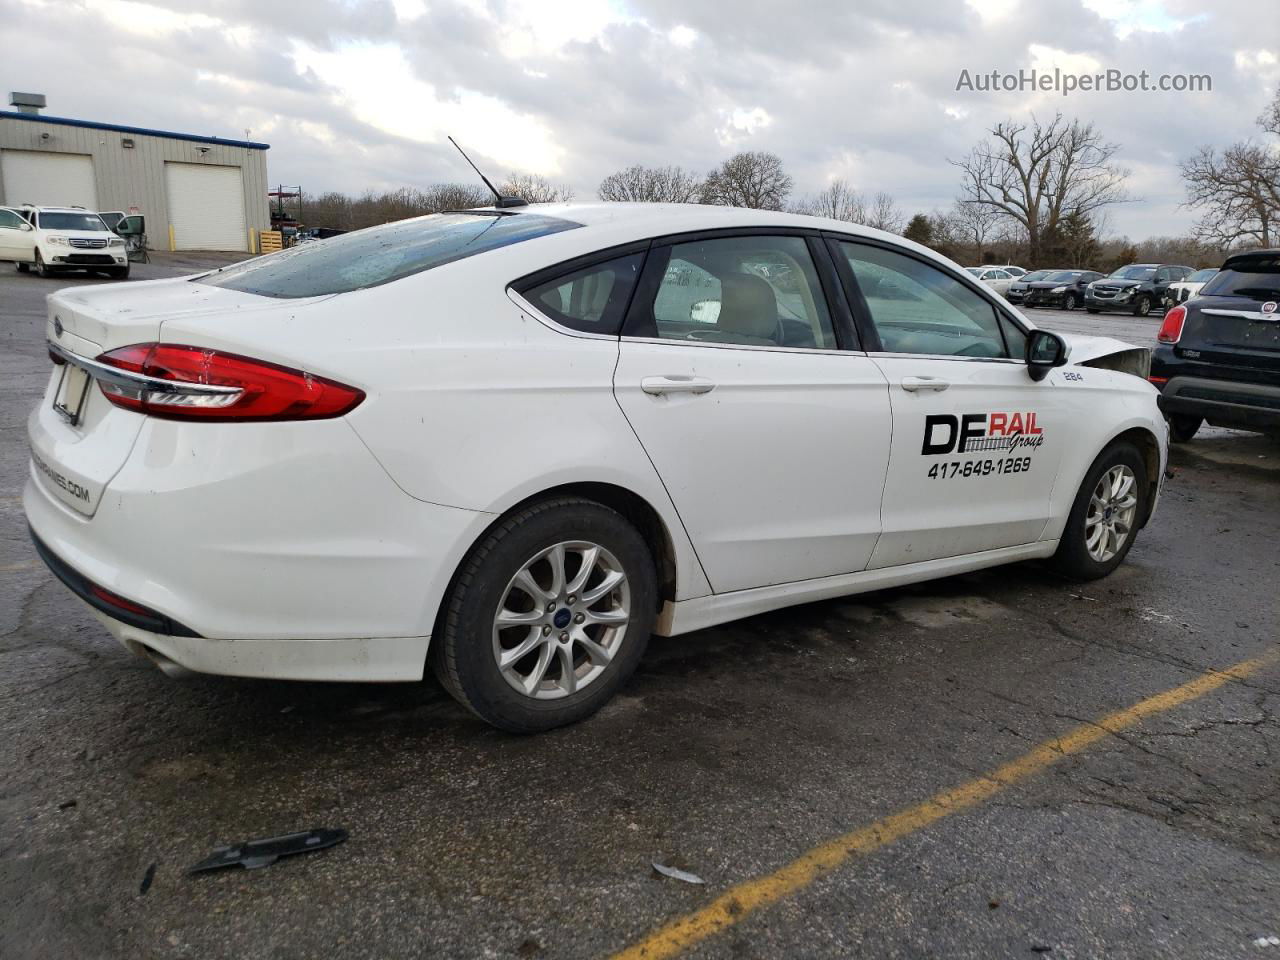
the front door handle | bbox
[641,375,716,396]
[901,376,950,393]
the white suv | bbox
[1,205,129,279]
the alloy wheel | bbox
[1084,464,1138,562]
[491,541,631,700]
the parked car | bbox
[1150,249,1280,442]
[25,203,1167,732]
[1084,263,1193,316]
[982,264,1027,278]
[966,265,1015,295]
[5,205,130,278]
[1023,270,1106,311]
[1163,267,1218,307]
[1005,269,1056,304]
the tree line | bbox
[301,90,1280,270]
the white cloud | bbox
[716,106,772,146]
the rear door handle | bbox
[901,376,950,393]
[641,376,716,396]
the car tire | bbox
[1063,293,1078,311]
[432,497,656,733]
[1167,414,1202,443]
[1050,441,1149,581]
[16,261,30,273]
[1086,307,1100,314]
[35,252,53,278]
[108,265,130,280]
[1133,295,1152,317]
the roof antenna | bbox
[447,136,527,209]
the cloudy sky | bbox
[4,0,1278,237]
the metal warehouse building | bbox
[0,106,270,252]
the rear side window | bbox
[197,212,580,298]
[520,252,645,335]
[1201,257,1280,300]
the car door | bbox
[830,238,1071,569]
[613,231,892,594]
[0,207,33,261]
[984,269,1013,295]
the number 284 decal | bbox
[927,456,1032,480]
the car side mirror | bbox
[1026,330,1069,382]
[19,222,32,231]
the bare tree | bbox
[1180,95,1280,248]
[598,164,703,202]
[701,151,793,210]
[950,199,1002,255]
[951,113,1129,265]
[791,178,866,222]
[864,191,905,233]
[501,173,575,204]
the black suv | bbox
[1085,263,1193,316]
[1023,269,1104,310]
[1150,250,1280,441]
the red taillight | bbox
[1148,376,1168,386]
[93,343,364,421]
[1157,306,1186,344]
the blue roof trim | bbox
[0,111,270,150]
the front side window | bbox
[839,242,1022,359]
[520,252,644,335]
[38,211,108,231]
[635,235,837,349]
[198,212,580,298]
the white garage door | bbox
[1,151,97,209]
[164,162,247,251]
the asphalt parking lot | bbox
[2,259,1278,959]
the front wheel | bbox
[1050,442,1149,580]
[1063,293,1078,311]
[432,497,656,733]
[35,252,53,278]
[1167,414,1202,443]
[107,264,130,280]
[1133,295,1152,317]
[15,261,30,273]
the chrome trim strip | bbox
[47,341,242,396]
[505,288,619,342]
[1202,308,1278,322]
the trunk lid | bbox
[31,278,305,518]
[1181,296,1280,371]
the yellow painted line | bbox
[612,650,1278,960]
[0,560,39,573]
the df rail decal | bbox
[922,412,1044,456]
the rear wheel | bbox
[432,497,656,733]
[1133,295,1152,317]
[1063,293,1078,311]
[1051,442,1148,580]
[1167,414,1202,443]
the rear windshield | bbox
[1020,270,1052,282]
[197,212,581,298]
[1200,257,1280,300]
[39,212,109,231]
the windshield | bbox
[1188,268,1217,283]
[1200,257,1280,300]
[39,212,109,232]
[198,212,581,298]
[1109,265,1156,280]
[965,267,983,276]
[1020,270,1052,282]
[1045,271,1080,283]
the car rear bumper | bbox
[1157,375,1280,429]
[25,415,494,681]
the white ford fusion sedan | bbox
[27,203,1167,732]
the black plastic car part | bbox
[188,828,348,873]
